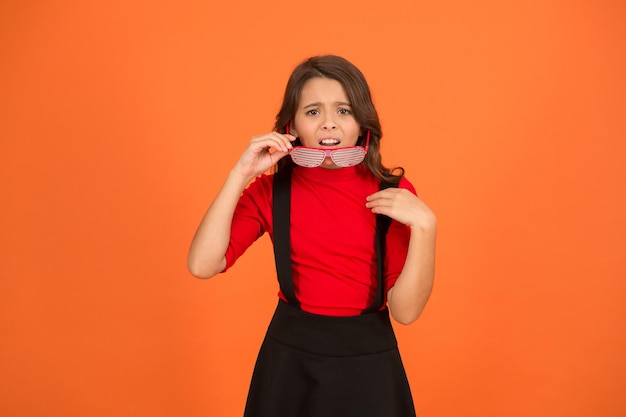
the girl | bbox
[188,55,436,417]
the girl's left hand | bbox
[365,188,436,231]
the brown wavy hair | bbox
[273,55,404,183]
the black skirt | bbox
[243,300,416,417]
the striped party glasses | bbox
[288,130,370,168]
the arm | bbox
[187,132,295,279]
[366,188,437,324]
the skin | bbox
[290,77,361,168]
[188,77,437,325]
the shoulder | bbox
[241,172,275,201]
[397,176,417,195]
[246,172,274,191]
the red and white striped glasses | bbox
[286,129,370,168]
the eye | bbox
[306,109,320,116]
[338,108,351,115]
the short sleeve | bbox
[384,177,417,293]
[223,174,274,272]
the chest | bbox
[289,181,377,256]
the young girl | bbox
[188,55,436,417]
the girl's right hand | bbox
[233,132,296,180]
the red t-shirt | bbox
[224,164,415,316]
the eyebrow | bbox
[302,101,352,109]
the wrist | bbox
[409,216,437,235]
[227,167,255,190]
[230,161,257,180]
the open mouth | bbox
[319,138,340,147]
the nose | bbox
[321,113,337,130]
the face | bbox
[291,77,361,168]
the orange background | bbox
[1,1,625,416]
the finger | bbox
[366,191,384,202]
[276,133,296,150]
[365,195,394,209]
[368,204,396,217]
[270,150,289,163]
[250,135,290,153]
[366,187,402,201]
[365,194,395,207]
[278,132,297,142]
[261,132,294,150]
[269,132,296,151]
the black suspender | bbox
[272,170,397,314]
[272,169,300,308]
[361,180,396,314]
